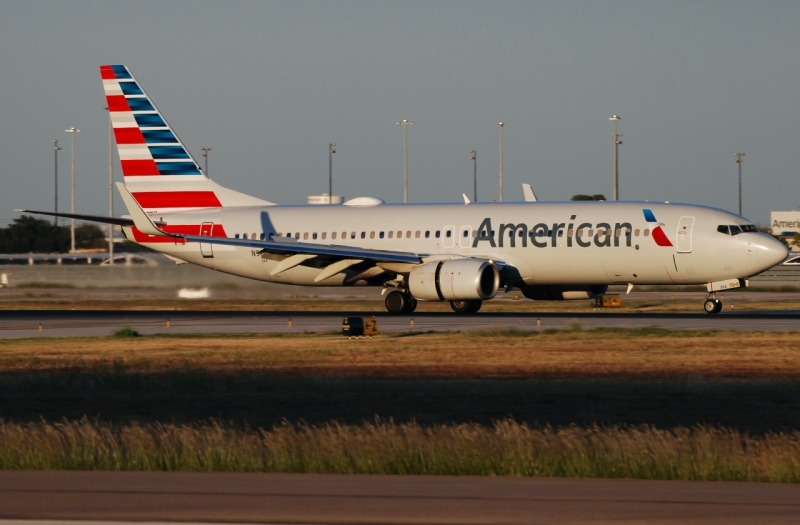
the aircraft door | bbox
[200,222,214,258]
[676,216,694,253]
[442,225,455,248]
[459,225,473,248]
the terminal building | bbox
[771,211,800,249]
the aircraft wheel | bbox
[385,290,407,314]
[704,299,721,314]
[450,299,481,314]
[402,296,418,314]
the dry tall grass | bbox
[0,419,797,482]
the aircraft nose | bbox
[758,235,789,268]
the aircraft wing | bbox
[182,234,421,264]
[15,209,135,227]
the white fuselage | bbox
[124,200,787,289]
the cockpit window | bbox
[717,225,729,235]
[740,224,758,233]
[729,225,742,235]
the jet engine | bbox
[520,284,608,301]
[409,259,500,301]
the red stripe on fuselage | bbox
[114,127,146,144]
[106,95,130,112]
[652,226,673,247]
[132,191,222,209]
[131,224,228,243]
[121,159,159,176]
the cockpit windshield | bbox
[717,224,758,236]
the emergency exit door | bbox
[200,222,214,258]
[676,216,694,253]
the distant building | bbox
[771,211,800,250]
[307,193,344,205]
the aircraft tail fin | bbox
[100,65,271,212]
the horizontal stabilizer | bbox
[15,209,134,227]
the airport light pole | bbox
[470,150,477,202]
[497,122,504,202]
[610,115,622,201]
[53,140,61,226]
[329,143,336,204]
[396,119,413,203]
[201,147,211,178]
[106,107,114,265]
[735,152,745,216]
[65,127,80,253]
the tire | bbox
[704,299,719,314]
[385,290,407,314]
[402,297,418,313]
[450,299,481,314]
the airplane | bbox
[18,65,789,315]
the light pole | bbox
[329,143,336,204]
[65,127,80,253]
[106,107,114,265]
[735,152,745,216]
[610,115,622,201]
[396,119,413,202]
[201,147,212,178]
[470,150,477,202]
[53,140,61,226]
[497,122,504,202]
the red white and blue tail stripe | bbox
[101,65,270,213]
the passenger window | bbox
[379,232,384,239]
[577,229,583,237]
[446,230,452,238]
[351,232,356,239]
[342,232,346,239]
[558,230,563,237]
[294,233,300,239]
[634,229,640,237]
[730,225,742,235]
[415,231,420,238]
[435,231,441,238]
[644,229,650,237]
[425,231,430,238]
[361,232,366,239]
[312,233,317,240]
[259,233,265,240]
[406,231,411,238]
[567,229,574,237]
[397,231,402,238]
[465,230,470,238]
[615,229,621,238]
[235,234,240,239]
[388,231,393,239]
[321,232,327,240]
[303,233,309,240]
[243,233,248,239]
[370,232,375,239]
[252,233,257,239]
[717,225,730,235]
[331,232,337,240]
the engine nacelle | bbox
[520,284,608,301]
[409,259,500,301]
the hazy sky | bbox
[2,1,799,227]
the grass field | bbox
[1,328,799,480]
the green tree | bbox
[571,194,606,201]
[0,216,107,253]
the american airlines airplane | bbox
[20,65,789,314]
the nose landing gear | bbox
[703,292,723,314]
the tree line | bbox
[0,216,107,254]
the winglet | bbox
[522,184,538,202]
[116,182,171,237]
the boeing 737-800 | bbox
[19,65,789,314]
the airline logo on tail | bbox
[643,209,673,247]
[100,65,222,210]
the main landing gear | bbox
[703,292,723,314]
[385,290,417,314]
[450,300,482,314]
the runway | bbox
[0,309,798,338]
[0,471,798,525]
